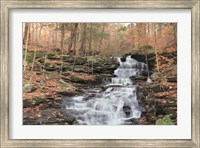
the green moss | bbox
[155,114,174,125]
[87,57,97,63]
[151,72,161,81]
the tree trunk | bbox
[98,24,105,51]
[154,23,160,73]
[146,23,149,45]
[55,24,58,47]
[38,23,43,46]
[73,25,77,52]
[43,55,46,76]
[68,23,78,53]
[60,24,65,48]
[23,23,31,45]
[173,23,177,42]
[23,23,30,72]
[89,24,92,51]
[29,23,40,82]
[80,23,87,52]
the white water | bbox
[65,56,148,125]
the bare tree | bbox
[79,23,87,53]
[154,23,160,73]
[98,24,105,51]
[60,23,65,49]
[23,23,30,72]
[68,23,78,53]
[89,24,93,51]
[23,23,31,45]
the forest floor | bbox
[23,47,177,125]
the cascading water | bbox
[64,56,148,125]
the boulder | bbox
[23,84,36,93]
[167,76,177,83]
[123,104,132,117]
[45,63,57,71]
[130,75,147,82]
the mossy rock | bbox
[73,67,89,73]
[23,99,37,107]
[155,114,174,125]
[62,56,74,63]
[75,57,87,65]
[163,107,177,114]
[151,72,161,81]
[47,53,61,60]
[23,84,36,93]
[45,63,56,71]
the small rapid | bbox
[64,56,148,125]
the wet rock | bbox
[163,107,177,115]
[131,53,156,71]
[73,66,89,73]
[56,90,76,96]
[123,104,132,117]
[61,110,76,125]
[23,99,37,107]
[23,117,38,125]
[120,57,126,62]
[74,57,87,65]
[61,72,70,76]
[63,114,76,125]
[142,84,169,95]
[45,118,69,125]
[63,75,101,85]
[167,76,177,83]
[45,63,57,71]
[130,75,147,82]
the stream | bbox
[63,56,148,125]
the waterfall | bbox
[64,56,148,125]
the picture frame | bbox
[0,0,199,147]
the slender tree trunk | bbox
[173,23,177,42]
[23,23,30,72]
[29,23,40,82]
[73,26,77,52]
[145,54,150,78]
[60,24,65,48]
[68,23,78,53]
[60,51,63,74]
[38,24,43,46]
[154,23,160,72]
[146,23,149,45]
[43,55,46,76]
[29,48,37,83]
[23,23,30,45]
[131,24,134,48]
[137,24,140,49]
[55,24,58,47]
[30,24,34,45]
[35,24,38,45]
[98,25,105,51]
[72,23,79,71]
[89,24,92,51]
[80,23,87,52]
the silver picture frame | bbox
[0,0,199,147]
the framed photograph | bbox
[1,0,199,147]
